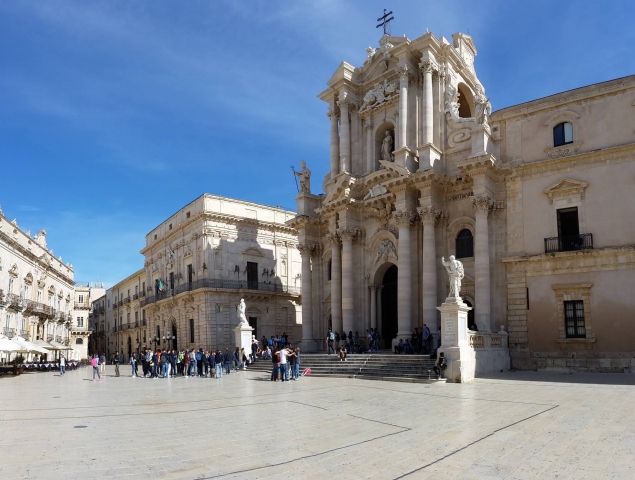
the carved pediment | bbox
[544,178,588,204]
[242,247,264,257]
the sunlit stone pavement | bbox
[2,367,635,479]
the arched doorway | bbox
[381,265,398,349]
[171,324,177,350]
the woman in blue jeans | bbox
[293,347,300,379]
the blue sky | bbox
[1,0,634,287]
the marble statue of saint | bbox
[237,298,248,325]
[381,130,394,162]
[441,255,465,298]
[474,86,491,126]
[294,160,311,193]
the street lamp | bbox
[163,335,175,349]
[151,335,160,350]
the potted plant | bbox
[13,354,25,375]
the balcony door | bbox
[247,262,258,290]
[557,207,579,251]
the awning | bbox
[49,341,70,350]
[33,339,60,351]
[11,337,49,354]
[0,336,20,352]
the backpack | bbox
[196,352,202,361]
[160,354,167,364]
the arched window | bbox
[327,259,332,281]
[75,338,83,345]
[553,122,573,147]
[456,229,474,259]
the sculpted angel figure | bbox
[294,160,311,193]
[441,255,465,298]
[381,130,394,162]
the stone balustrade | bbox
[467,331,508,350]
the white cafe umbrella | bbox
[12,336,49,355]
[0,336,20,352]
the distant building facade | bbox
[94,195,302,359]
[0,207,75,360]
[71,283,104,360]
[291,29,635,372]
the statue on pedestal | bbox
[441,255,464,298]
[237,298,248,326]
[294,160,311,193]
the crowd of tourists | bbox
[86,335,303,382]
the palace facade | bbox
[0,207,76,360]
[93,195,302,359]
[291,30,635,372]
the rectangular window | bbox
[557,207,580,251]
[135,312,139,322]
[564,300,586,338]
[169,223,172,230]
[186,211,191,219]
[190,318,195,343]
[187,264,193,285]
[142,282,146,292]
[78,294,84,304]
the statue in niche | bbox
[294,160,311,193]
[441,255,465,298]
[474,85,491,126]
[381,130,394,162]
[237,298,248,325]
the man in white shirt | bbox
[59,355,66,376]
[279,348,290,382]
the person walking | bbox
[91,354,102,381]
[223,349,231,375]
[327,328,335,354]
[113,351,121,377]
[59,354,66,376]
[130,354,137,377]
[293,347,301,380]
[214,350,223,378]
[99,353,106,374]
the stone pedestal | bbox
[417,143,442,171]
[393,146,418,172]
[234,323,254,352]
[437,297,474,383]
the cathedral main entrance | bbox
[381,265,398,349]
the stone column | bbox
[298,244,314,346]
[340,228,356,334]
[350,104,359,174]
[377,285,383,336]
[328,107,340,179]
[369,284,377,329]
[338,100,351,173]
[398,65,410,149]
[365,122,374,173]
[421,61,435,145]
[473,195,493,331]
[419,206,439,332]
[394,210,415,340]
[328,232,343,334]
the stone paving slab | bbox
[2,368,635,479]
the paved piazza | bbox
[2,368,635,479]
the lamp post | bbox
[163,335,175,350]
[151,335,160,351]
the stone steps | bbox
[246,353,444,383]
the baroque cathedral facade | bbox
[290,30,635,372]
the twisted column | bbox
[328,232,342,334]
[394,210,416,339]
[418,206,440,332]
[473,195,494,331]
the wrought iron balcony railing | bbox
[544,233,593,254]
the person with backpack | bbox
[189,349,197,376]
[208,350,216,378]
[130,354,137,377]
[151,350,158,379]
[327,328,335,354]
[160,350,169,378]
[99,353,106,374]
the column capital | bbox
[394,210,416,226]
[417,206,441,225]
[297,243,317,256]
[326,231,340,245]
[326,107,339,120]
[338,228,359,240]
[472,195,494,216]
[369,283,379,292]
[336,98,352,111]
[419,60,438,75]
[398,64,412,83]
[364,122,374,132]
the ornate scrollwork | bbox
[418,206,441,225]
[393,210,416,226]
[359,79,399,115]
